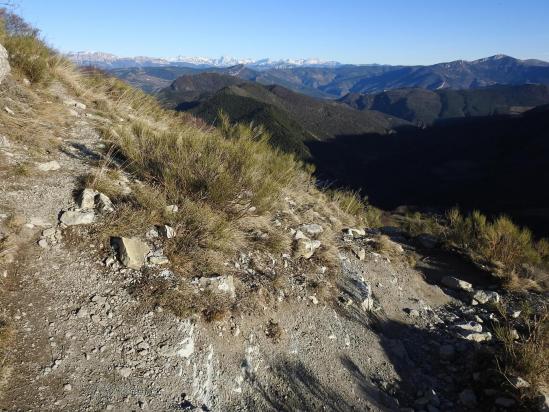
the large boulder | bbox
[0,44,10,84]
[111,237,150,269]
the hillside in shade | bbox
[339,84,549,124]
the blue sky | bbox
[12,0,549,65]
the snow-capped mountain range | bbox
[66,51,342,70]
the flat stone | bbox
[38,239,49,249]
[37,161,61,172]
[148,255,169,265]
[60,210,95,226]
[441,276,473,292]
[300,224,323,237]
[111,237,150,270]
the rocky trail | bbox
[0,81,544,412]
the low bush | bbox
[447,209,544,270]
[400,211,444,237]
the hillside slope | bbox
[308,105,549,234]
[340,84,549,124]
[159,75,407,157]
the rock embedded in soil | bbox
[157,225,176,239]
[353,247,366,261]
[63,99,86,110]
[97,193,114,212]
[36,160,61,172]
[60,210,95,226]
[344,227,366,238]
[111,237,150,269]
[197,275,236,298]
[0,134,10,148]
[294,237,321,259]
[299,223,323,237]
[441,276,473,292]
[471,289,499,304]
[79,188,98,209]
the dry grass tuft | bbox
[328,189,382,228]
[494,304,549,402]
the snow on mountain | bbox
[66,51,342,69]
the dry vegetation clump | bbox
[399,211,445,237]
[493,304,549,405]
[446,208,549,289]
[327,189,382,228]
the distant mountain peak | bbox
[66,51,342,70]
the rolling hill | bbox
[339,84,549,124]
[157,73,408,158]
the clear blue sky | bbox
[12,0,549,65]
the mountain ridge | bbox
[105,54,549,98]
